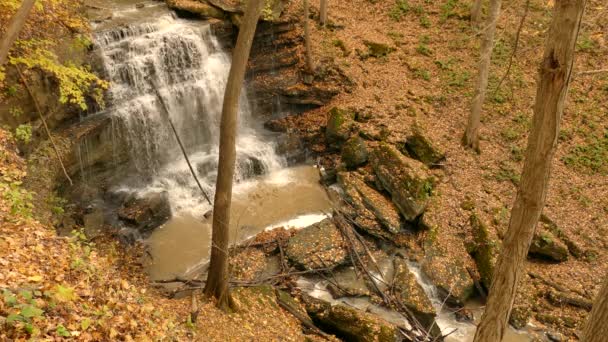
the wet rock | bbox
[401,126,445,168]
[166,0,226,19]
[529,228,568,262]
[547,331,564,342]
[392,257,440,337]
[285,219,348,270]
[318,166,337,186]
[303,295,399,342]
[326,267,371,298]
[275,133,306,165]
[338,172,401,235]
[264,118,289,132]
[117,191,171,233]
[341,136,369,169]
[468,213,499,289]
[326,107,357,148]
[421,255,475,306]
[369,143,435,221]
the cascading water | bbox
[92,13,284,215]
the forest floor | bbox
[278,0,608,339]
[0,128,311,340]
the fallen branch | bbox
[576,69,608,77]
[546,290,593,311]
[16,65,73,186]
[492,0,530,97]
[151,84,212,205]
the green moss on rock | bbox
[469,213,499,289]
[341,136,369,169]
[326,107,356,148]
[369,143,435,221]
[402,126,446,167]
[362,40,395,58]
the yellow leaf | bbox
[27,275,43,282]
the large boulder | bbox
[338,172,401,235]
[401,126,445,168]
[392,257,440,337]
[341,136,369,169]
[285,219,348,270]
[467,213,499,289]
[369,143,435,221]
[421,255,475,306]
[529,228,568,262]
[303,295,399,342]
[326,107,357,148]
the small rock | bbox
[362,40,395,59]
[547,331,564,342]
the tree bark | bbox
[473,1,586,341]
[203,0,263,310]
[320,0,328,26]
[303,0,314,73]
[0,0,37,67]
[463,0,501,153]
[470,0,483,26]
[583,276,608,342]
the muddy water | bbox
[146,165,332,280]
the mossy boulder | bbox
[392,257,440,337]
[540,214,584,258]
[362,40,395,59]
[285,219,348,270]
[326,107,357,148]
[337,172,401,236]
[341,136,369,169]
[369,143,435,221]
[468,213,499,289]
[401,126,445,167]
[166,0,226,19]
[303,296,399,342]
[529,228,568,262]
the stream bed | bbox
[87,1,534,340]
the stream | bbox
[88,1,531,341]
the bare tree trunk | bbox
[463,0,501,153]
[203,0,263,310]
[470,0,483,27]
[320,0,328,26]
[0,0,37,67]
[473,1,586,341]
[303,0,314,73]
[583,276,608,342]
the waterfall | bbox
[93,14,285,215]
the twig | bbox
[16,65,73,186]
[576,69,608,77]
[151,84,212,205]
[493,0,530,97]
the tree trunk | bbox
[473,1,586,341]
[0,0,37,67]
[470,0,483,27]
[303,0,314,73]
[583,276,608,342]
[203,0,264,310]
[462,0,501,153]
[320,0,328,26]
